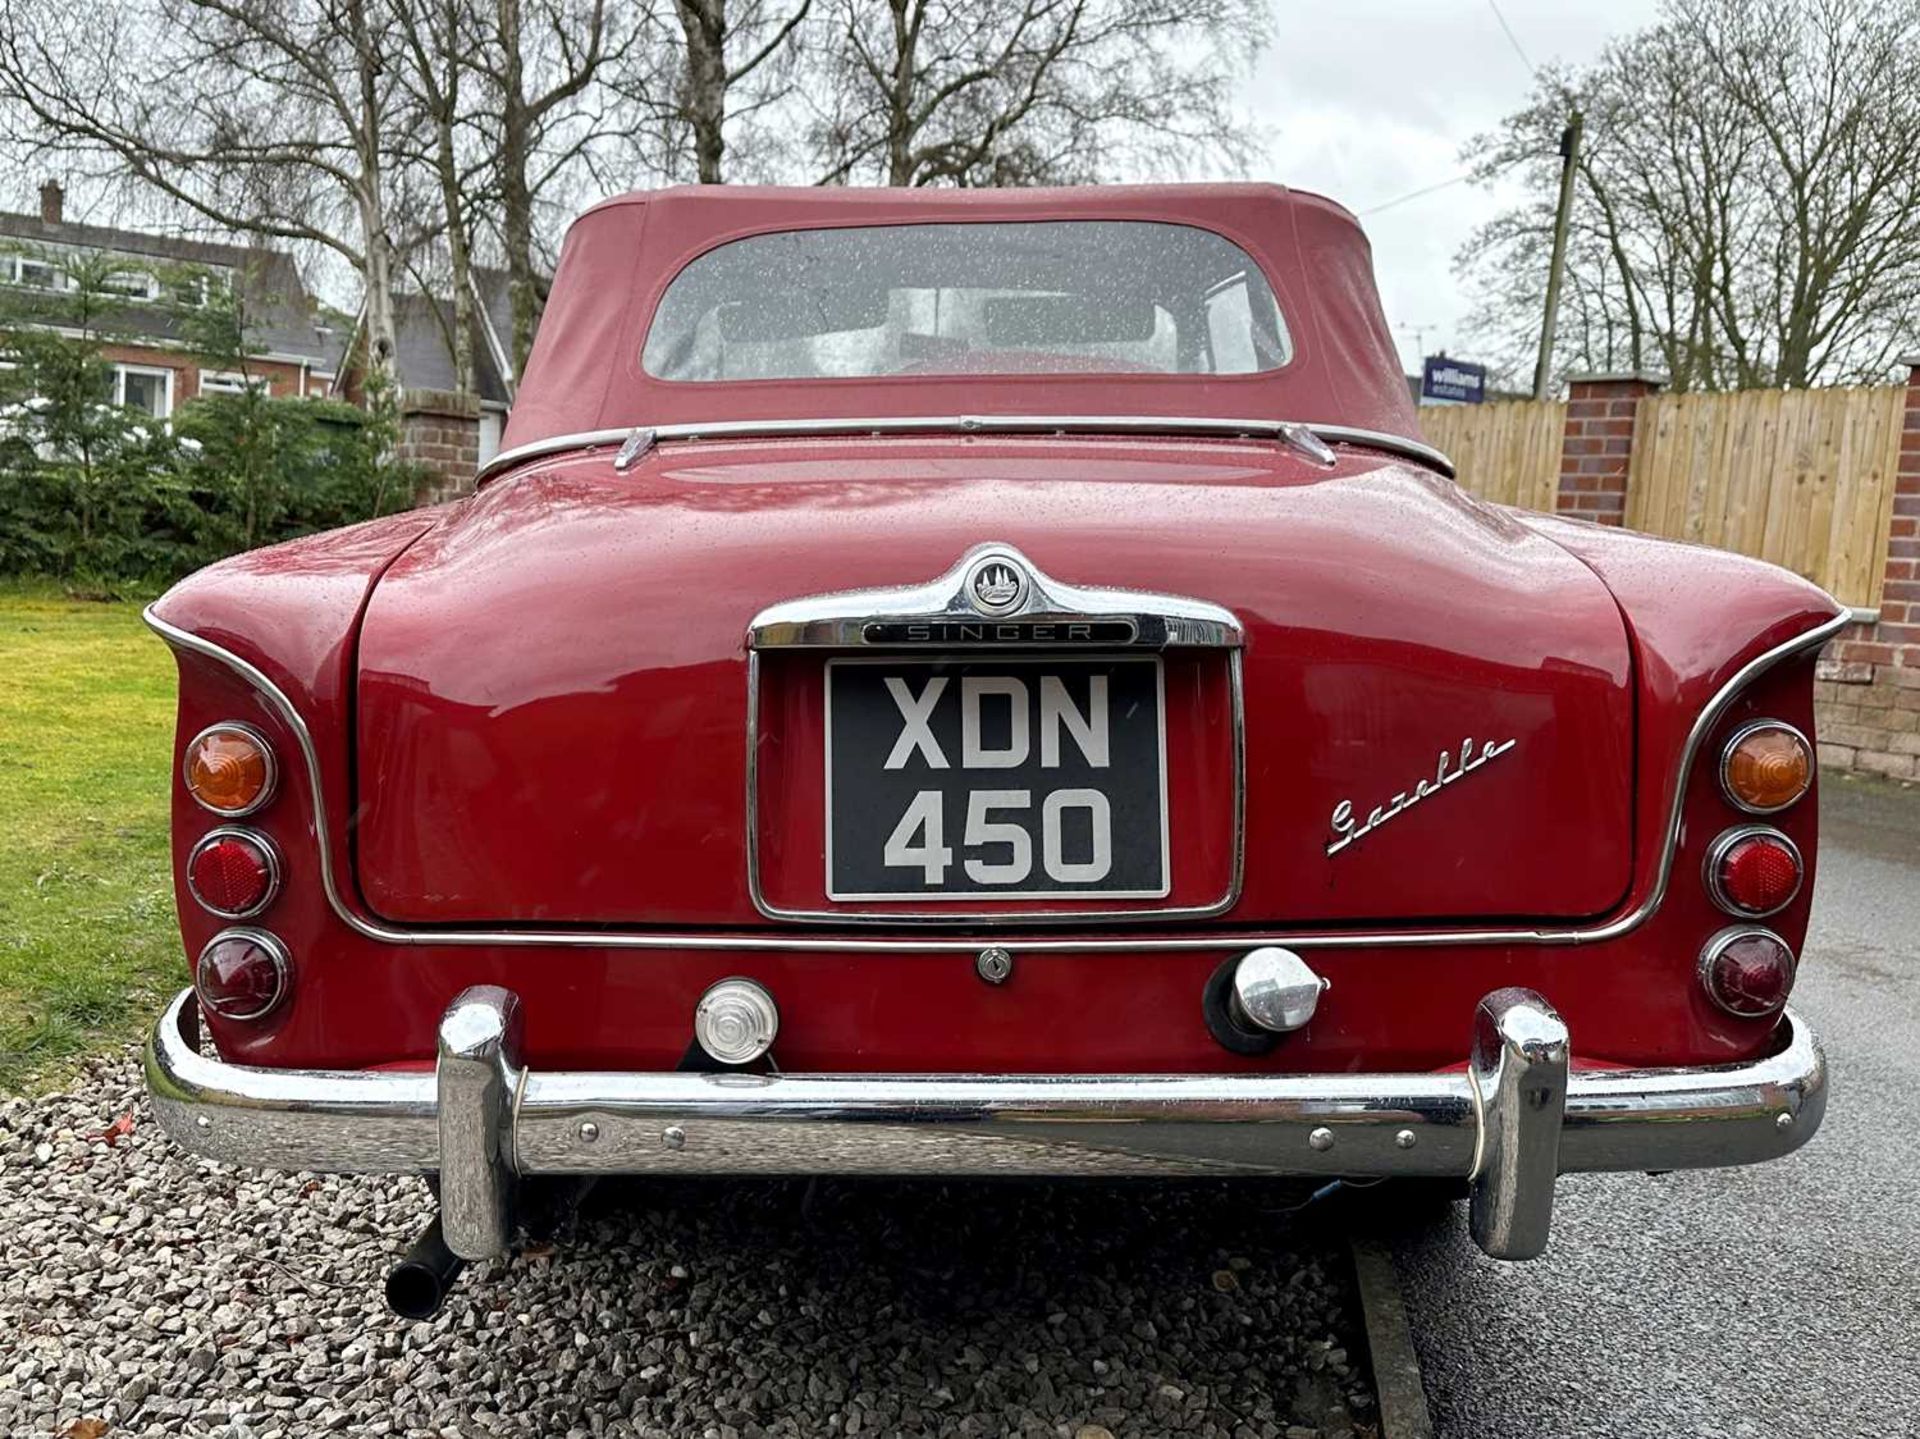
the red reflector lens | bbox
[195,929,290,1021]
[1707,828,1802,917]
[1700,928,1796,1018]
[187,830,279,917]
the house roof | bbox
[0,209,337,368]
[387,267,515,406]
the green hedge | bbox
[0,248,425,588]
[0,394,422,586]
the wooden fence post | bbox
[1814,357,1920,781]
[1554,372,1665,525]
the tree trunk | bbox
[435,120,476,395]
[496,0,541,379]
[885,0,917,185]
[348,0,398,387]
[676,0,728,183]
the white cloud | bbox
[1240,0,1665,372]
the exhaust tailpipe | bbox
[385,1215,466,1319]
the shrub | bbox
[0,247,425,587]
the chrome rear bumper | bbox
[146,986,1826,1263]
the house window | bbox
[198,369,267,397]
[168,271,224,308]
[2,255,66,291]
[110,364,173,418]
[98,268,161,301]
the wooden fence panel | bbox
[1626,385,1905,609]
[1419,400,1564,512]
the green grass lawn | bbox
[0,584,179,1091]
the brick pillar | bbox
[1813,357,1920,781]
[395,388,482,503]
[1555,372,1665,525]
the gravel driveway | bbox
[0,1051,1376,1439]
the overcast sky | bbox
[1243,0,1665,374]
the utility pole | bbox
[1532,108,1583,400]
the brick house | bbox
[0,182,339,411]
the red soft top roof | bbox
[502,183,1417,451]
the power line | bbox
[1356,5,1542,221]
[1360,172,1476,217]
[1359,156,1526,218]
[1486,0,1538,78]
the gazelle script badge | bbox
[968,558,1028,614]
[1326,737,1517,856]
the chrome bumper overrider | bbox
[146,986,1826,1263]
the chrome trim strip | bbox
[472,415,1457,486]
[748,541,1243,651]
[1703,825,1803,920]
[145,988,1826,1198]
[142,605,1846,954]
[185,826,285,921]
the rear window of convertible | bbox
[641,220,1292,382]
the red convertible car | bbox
[145,184,1833,1314]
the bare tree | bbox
[809,0,1265,188]
[664,0,810,183]
[394,0,487,394]
[1460,0,1920,391]
[0,0,417,379]
[468,0,631,376]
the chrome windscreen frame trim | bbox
[470,414,1458,487]
[141,605,1847,954]
[146,986,1829,1262]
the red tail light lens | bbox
[187,829,281,918]
[1705,827,1802,917]
[194,929,291,1021]
[1699,927,1796,1017]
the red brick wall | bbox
[1555,374,1661,526]
[396,388,481,502]
[1814,361,1920,781]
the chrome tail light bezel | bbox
[1718,718,1812,816]
[1702,824,1804,920]
[182,720,280,818]
[193,927,293,1022]
[1697,925,1798,1018]
[185,826,284,920]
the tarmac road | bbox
[1392,775,1920,1439]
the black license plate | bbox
[825,657,1168,901]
